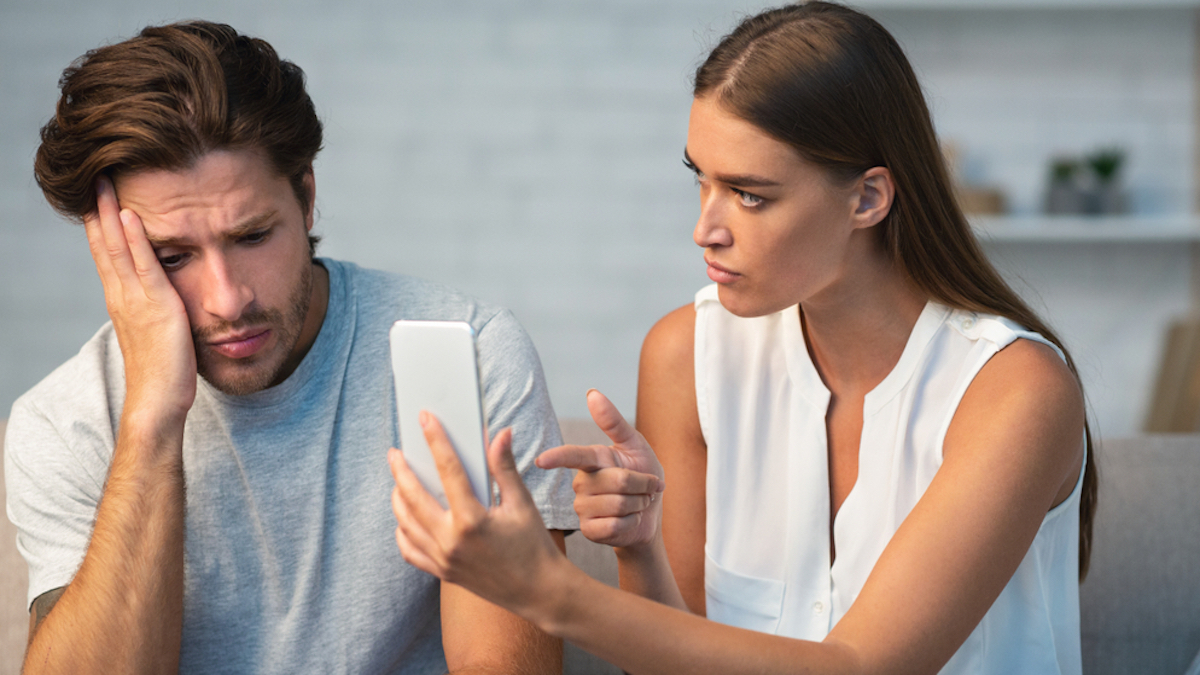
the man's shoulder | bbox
[332,259,511,333]
[11,324,123,427]
[6,324,121,481]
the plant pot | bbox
[1045,181,1085,215]
[1093,181,1127,215]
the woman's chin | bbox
[716,285,790,319]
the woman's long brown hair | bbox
[694,1,1097,579]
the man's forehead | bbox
[111,149,294,241]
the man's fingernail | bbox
[418,410,430,428]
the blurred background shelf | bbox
[972,216,1200,242]
[856,0,1200,8]
[2,0,1197,444]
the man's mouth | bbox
[207,329,272,359]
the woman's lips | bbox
[706,259,741,284]
[208,330,271,359]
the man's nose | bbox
[200,255,253,322]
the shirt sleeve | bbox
[4,396,110,609]
[474,309,579,531]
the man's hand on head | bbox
[84,176,196,430]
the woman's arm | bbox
[632,304,707,613]
[535,304,704,611]
[390,338,1085,674]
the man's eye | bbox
[241,230,269,244]
[157,253,187,269]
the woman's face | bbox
[685,96,863,318]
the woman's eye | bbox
[734,189,763,208]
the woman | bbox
[389,2,1096,673]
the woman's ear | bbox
[851,166,894,230]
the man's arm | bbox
[26,587,65,647]
[440,530,567,675]
[23,177,194,674]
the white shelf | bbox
[971,216,1200,242]
[856,0,1199,8]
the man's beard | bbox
[193,261,314,396]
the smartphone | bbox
[389,320,492,507]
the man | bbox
[3,21,577,674]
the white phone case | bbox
[389,320,491,507]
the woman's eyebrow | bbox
[683,148,780,188]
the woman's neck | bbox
[800,247,928,398]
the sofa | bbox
[2,418,1198,674]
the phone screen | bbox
[389,320,491,507]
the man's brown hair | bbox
[35,21,323,245]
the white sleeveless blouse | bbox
[694,284,1082,674]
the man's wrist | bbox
[115,404,188,468]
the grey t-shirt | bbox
[4,258,579,674]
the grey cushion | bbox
[1081,435,1200,675]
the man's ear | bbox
[302,167,316,231]
[851,166,894,230]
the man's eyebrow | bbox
[144,211,278,248]
[682,148,781,189]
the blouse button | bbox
[962,315,977,330]
[813,601,825,614]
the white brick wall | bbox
[0,0,1192,435]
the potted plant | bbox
[1087,147,1127,215]
[1045,156,1084,215]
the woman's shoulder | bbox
[641,303,696,372]
[946,332,1085,502]
[975,337,1082,419]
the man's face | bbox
[113,149,323,395]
